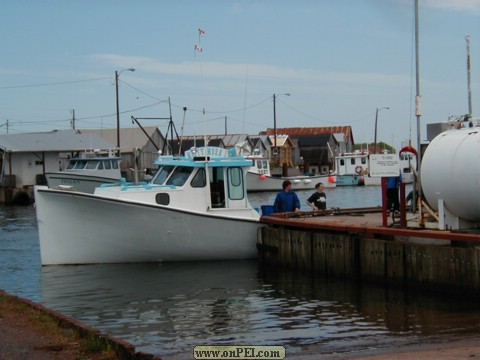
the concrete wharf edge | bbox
[0,289,161,360]
[258,208,480,292]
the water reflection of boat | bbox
[38,260,480,359]
[247,155,335,191]
[40,261,260,357]
[35,147,261,265]
[45,149,121,193]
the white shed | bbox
[0,130,115,204]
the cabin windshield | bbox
[166,167,194,186]
[74,160,87,169]
[86,160,99,170]
[152,165,175,185]
[256,160,269,174]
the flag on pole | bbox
[194,44,203,55]
[198,28,206,43]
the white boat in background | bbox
[35,147,261,265]
[246,155,335,192]
[45,149,121,193]
[334,151,381,186]
[335,150,417,186]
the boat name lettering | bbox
[196,147,228,157]
[61,179,80,184]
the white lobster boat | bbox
[334,150,417,186]
[45,149,121,193]
[35,147,261,265]
[246,155,335,191]
[333,151,380,186]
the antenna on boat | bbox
[179,106,187,156]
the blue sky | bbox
[1,0,480,151]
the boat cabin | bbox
[149,147,253,211]
[335,152,369,176]
[65,157,120,173]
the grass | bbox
[0,292,118,359]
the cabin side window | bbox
[103,160,112,169]
[340,159,345,166]
[191,168,206,188]
[350,158,355,165]
[227,167,244,200]
[361,157,367,165]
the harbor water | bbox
[2,186,480,358]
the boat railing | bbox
[99,178,176,191]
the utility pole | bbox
[466,35,473,116]
[71,109,76,129]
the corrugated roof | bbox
[79,127,161,152]
[0,130,114,152]
[180,134,251,147]
[268,135,291,147]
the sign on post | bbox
[369,154,400,177]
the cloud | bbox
[422,0,480,13]
[90,53,409,89]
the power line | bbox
[170,96,272,115]
[0,77,111,90]
[120,80,168,102]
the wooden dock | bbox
[258,208,480,293]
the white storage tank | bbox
[421,127,480,223]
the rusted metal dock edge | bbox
[257,207,480,293]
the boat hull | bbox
[45,173,119,193]
[247,172,335,192]
[335,174,381,186]
[34,187,261,265]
